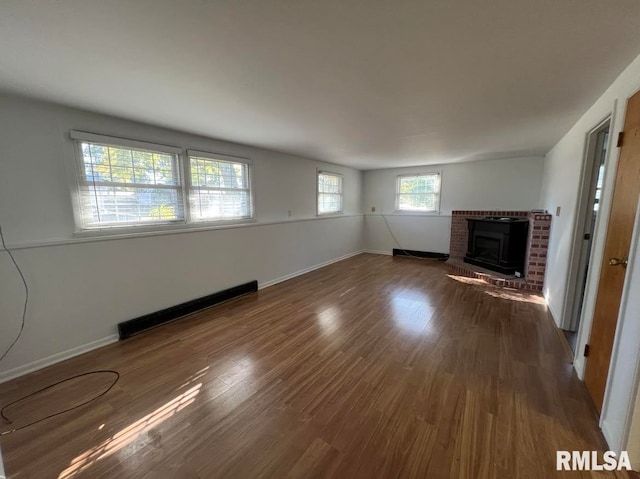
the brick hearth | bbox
[448,210,552,291]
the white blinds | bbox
[70,133,257,230]
[188,154,252,221]
[396,173,440,212]
[77,141,184,228]
[317,171,343,215]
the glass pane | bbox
[319,173,342,194]
[397,174,439,211]
[318,193,343,214]
[79,185,184,226]
[79,141,183,227]
[81,142,180,186]
[190,188,251,221]
[398,193,437,211]
[190,156,247,189]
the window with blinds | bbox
[187,151,253,222]
[69,132,255,231]
[396,173,441,212]
[317,171,343,215]
[73,136,184,229]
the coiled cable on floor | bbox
[0,370,120,436]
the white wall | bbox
[362,157,544,253]
[0,94,363,380]
[538,52,640,456]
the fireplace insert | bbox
[464,217,529,275]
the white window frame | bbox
[186,150,254,223]
[69,130,186,231]
[395,172,441,214]
[68,131,256,234]
[317,170,344,216]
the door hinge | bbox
[617,131,624,147]
[584,344,590,357]
[584,233,591,240]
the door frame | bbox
[573,99,620,381]
[569,88,640,454]
[560,117,612,332]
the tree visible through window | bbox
[71,132,256,230]
[396,173,441,212]
[77,141,184,228]
[317,171,343,215]
[188,153,252,221]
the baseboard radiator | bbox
[118,280,258,339]
[392,248,449,260]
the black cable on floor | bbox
[0,370,120,436]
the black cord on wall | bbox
[379,212,443,262]
[0,225,28,362]
[0,225,120,436]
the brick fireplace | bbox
[448,210,552,291]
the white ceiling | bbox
[1,1,640,170]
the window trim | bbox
[68,131,257,234]
[316,170,344,216]
[70,130,182,155]
[395,172,442,214]
[70,132,186,231]
[185,150,254,223]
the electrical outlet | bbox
[371,206,376,212]
[556,206,561,216]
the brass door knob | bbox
[609,257,628,267]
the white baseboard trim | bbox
[574,356,585,380]
[600,421,616,451]
[0,334,119,384]
[363,249,392,255]
[546,300,562,328]
[259,250,364,290]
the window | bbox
[396,173,441,212]
[187,151,253,222]
[69,131,254,231]
[317,171,343,215]
[71,131,184,229]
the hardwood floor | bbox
[0,253,630,478]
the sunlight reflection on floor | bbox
[58,383,202,479]
[317,306,341,335]
[484,289,546,304]
[447,274,546,305]
[446,274,488,286]
[175,366,209,391]
[390,287,433,335]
